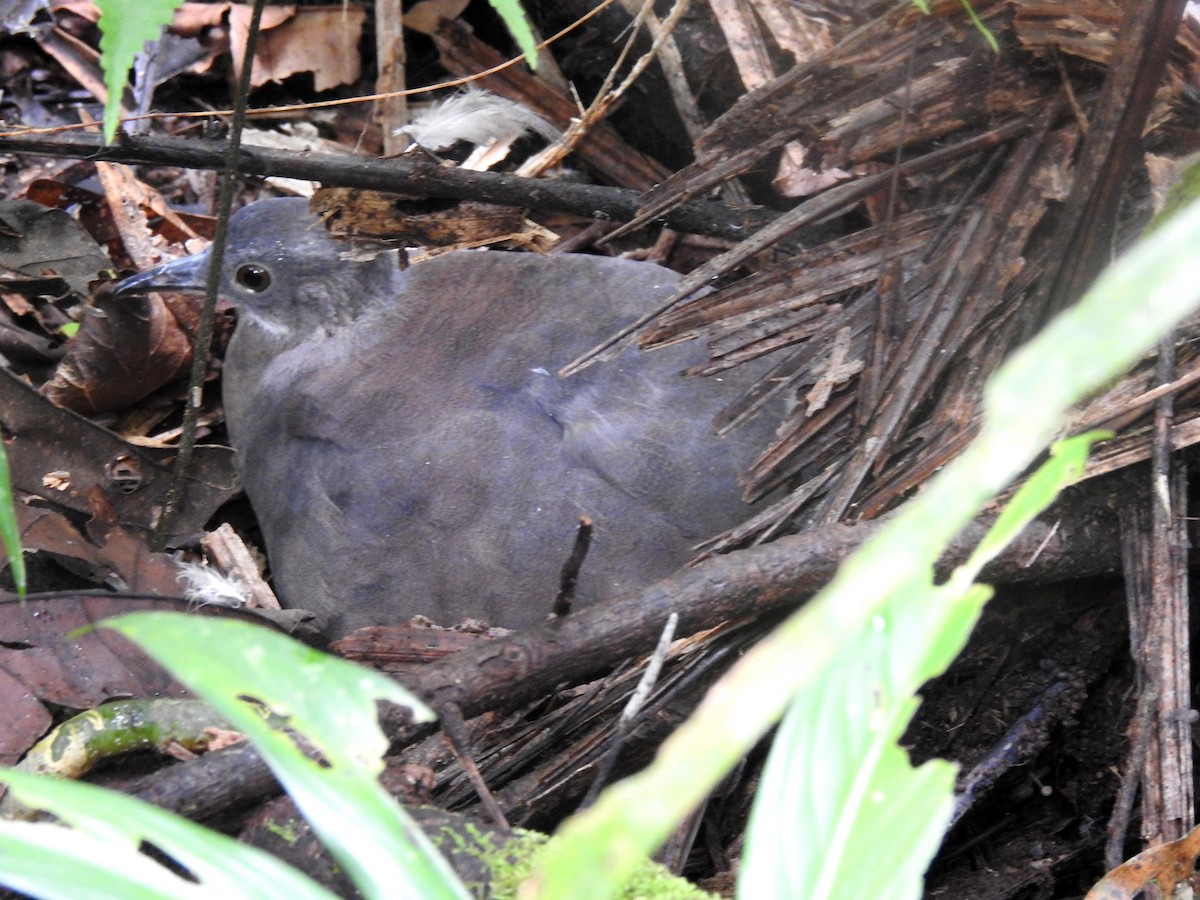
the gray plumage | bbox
[117,199,771,637]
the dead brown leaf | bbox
[405,0,471,35]
[41,282,193,416]
[229,4,366,92]
[0,370,239,542]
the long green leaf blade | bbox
[102,613,469,900]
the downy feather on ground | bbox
[398,88,560,151]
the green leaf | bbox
[739,576,989,900]
[0,439,24,599]
[909,0,998,53]
[0,767,338,899]
[487,0,539,70]
[94,0,184,142]
[956,1,998,53]
[100,613,469,900]
[729,431,1098,900]
[960,430,1108,579]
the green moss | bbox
[465,828,716,900]
[423,810,716,898]
[439,821,471,855]
[263,819,301,844]
[477,830,542,899]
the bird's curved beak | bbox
[113,251,212,298]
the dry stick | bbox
[520,0,690,179]
[579,613,678,810]
[1030,0,1189,326]
[1144,332,1193,844]
[559,116,1034,377]
[374,0,407,157]
[616,1,710,143]
[398,497,1128,730]
[432,18,669,191]
[0,130,775,244]
[553,517,593,618]
[1108,335,1194,859]
[436,701,510,830]
[616,0,725,176]
[815,105,1061,525]
[1051,48,1089,134]
[857,34,916,427]
[122,489,1137,829]
[1108,502,1156,869]
[1071,361,1200,434]
[700,0,763,210]
[151,0,266,549]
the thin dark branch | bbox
[151,0,266,548]
[0,130,783,243]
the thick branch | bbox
[398,473,1127,723]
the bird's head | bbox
[115,198,400,343]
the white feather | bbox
[399,88,560,151]
[176,560,249,610]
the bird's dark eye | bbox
[235,264,271,293]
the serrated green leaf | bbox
[487,0,539,69]
[94,0,184,142]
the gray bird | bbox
[117,198,771,637]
